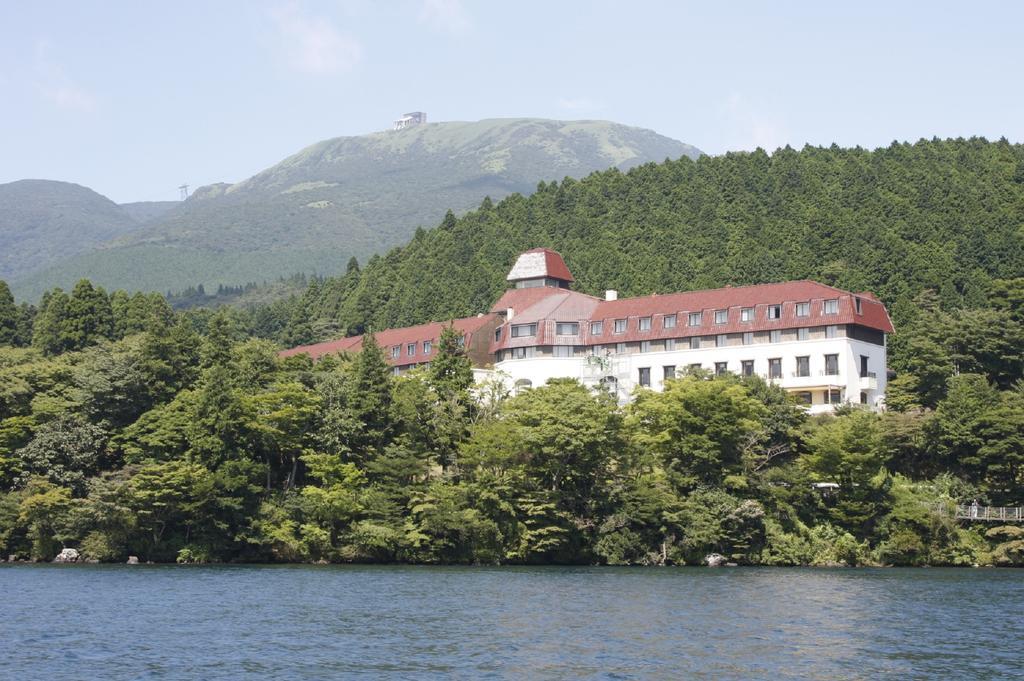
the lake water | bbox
[1,565,1022,680]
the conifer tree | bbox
[63,280,114,350]
[0,281,18,346]
[348,331,393,458]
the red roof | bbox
[490,279,893,352]
[280,314,498,364]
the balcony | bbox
[859,371,877,390]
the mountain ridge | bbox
[8,118,700,299]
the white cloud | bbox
[33,40,99,113]
[724,92,788,152]
[270,4,363,75]
[418,0,472,35]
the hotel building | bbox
[282,248,893,412]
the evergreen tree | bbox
[63,280,114,351]
[347,332,393,460]
[0,281,18,346]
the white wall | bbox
[487,335,887,412]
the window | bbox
[640,341,651,353]
[741,307,754,322]
[798,327,809,341]
[767,304,782,320]
[715,361,728,375]
[855,297,863,314]
[514,378,533,394]
[795,302,810,317]
[556,322,579,336]
[494,328,501,342]
[795,356,810,377]
[639,317,652,331]
[824,299,839,315]
[616,342,627,354]
[688,312,702,327]
[407,343,416,357]
[423,340,432,355]
[824,353,839,375]
[716,334,727,347]
[553,345,572,358]
[741,360,754,377]
[592,344,604,355]
[511,323,537,338]
[614,319,627,334]
[742,332,753,346]
[687,363,702,372]
[663,314,677,329]
[689,336,701,350]
[797,391,813,405]
[391,346,400,359]
[770,329,781,343]
[663,365,676,380]
[590,321,603,336]
[828,388,841,404]
[509,346,535,360]
[768,358,782,379]
[860,355,870,378]
[638,367,651,387]
[715,309,728,324]
[860,391,868,404]
[664,338,676,351]
[457,335,465,348]
[392,366,401,376]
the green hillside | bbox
[0,180,147,284]
[283,137,1024,343]
[12,119,699,299]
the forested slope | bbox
[287,138,1023,344]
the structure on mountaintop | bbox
[393,112,427,130]
[282,248,894,412]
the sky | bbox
[2,1,1023,203]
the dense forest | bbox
[1,138,1022,565]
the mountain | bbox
[277,137,1023,347]
[117,200,178,224]
[10,119,700,299]
[0,180,150,285]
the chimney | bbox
[605,290,618,301]
[506,307,515,320]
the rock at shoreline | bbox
[704,553,727,567]
[127,556,139,565]
[53,548,80,563]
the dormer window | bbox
[855,297,862,314]
[495,328,502,342]
[423,340,432,355]
[795,302,810,317]
[688,312,702,327]
[639,317,652,331]
[614,319,627,334]
[590,321,603,336]
[663,314,677,329]
[767,304,782,320]
[407,343,416,357]
[511,323,537,338]
[740,307,754,322]
[715,309,728,324]
[391,346,401,359]
[556,322,579,336]
[824,299,839,315]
